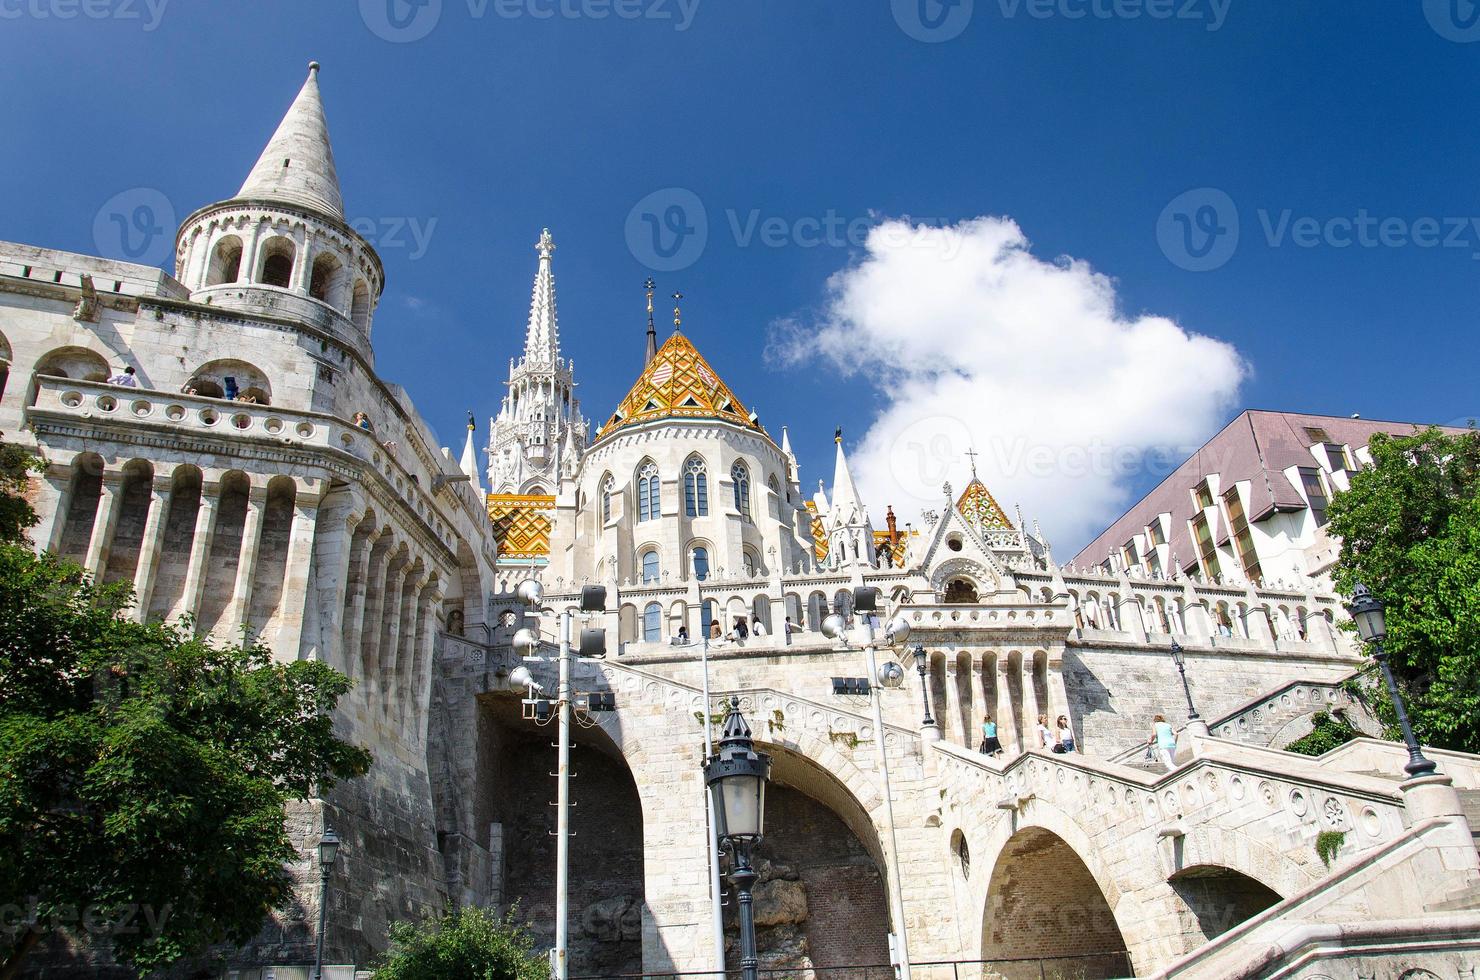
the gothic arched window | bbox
[641,550,660,584]
[684,456,709,518]
[692,546,710,582]
[643,602,662,642]
[742,550,757,577]
[637,461,660,522]
[600,474,615,524]
[731,461,750,518]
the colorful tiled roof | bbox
[599,332,759,439]
[488,493,555,560]
[805,500,829,564]
[956,478,1012,535]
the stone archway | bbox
[981,827,1131,979]
[1168,865,1281,942]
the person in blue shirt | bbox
[1149,714,1177,771]
[980,714,1002,757]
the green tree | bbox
[0,441,373,978]
[0,434,41,544]
[370,906,551,980]
[1326,425,1480,755]
[1284,711,1362,757]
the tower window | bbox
[692,546,710,582]
[641,550,660,584]
[684,456,709,517]
[601,474,615,523]
[731,461,751,518]
[637,461,660,522]
[643,602,662,642]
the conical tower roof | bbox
[598,332,760,439]
[523,229,560,363]
[236,63,345,222]
[956,477,1012,534]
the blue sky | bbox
[3,0,1476,550]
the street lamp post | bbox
[703,699,772,980]
[311,826,341,980]
[1345,583,1437,778]
[1169,641,1201,721]
[910,644,937,730]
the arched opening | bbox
[350,279,371,333]
[188,358,272,405]
[1168,866,1282,942]
[247,476,297,640]
[641,601,662,642]
[473,696,644,976]
[954,651,974,748]
[806,591,827,631]
[34,346,110,386]
[944,577,979,604]
[309,250,344,307]
[258,237,296,288]
[741,742,892,974]
[196,471,251,637]
[640,549,660,584]
[206,235,244,286]
[56,453,105,562]
[148,465,203,622]
[101,459,155,588]
[618,603,638,644]
[982,827,1131,978]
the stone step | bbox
[1429,882,1480,913]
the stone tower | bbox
[486,228,585,494]
[172,63,384,364]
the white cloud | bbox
[773,216,1247,553]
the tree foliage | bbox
[0,440,372,977]
[370,906,552,980]
[0,434,41,545]
[1327,425,1480,754]
[1284,711,1361,757]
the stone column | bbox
[30,459,76,555]
[340,523,379,672]
[225,486,268,638]
[292,232,313,292]
[130,478,175,622]
[372,548,411,711]
[1022,655,1042,746]
[181,480,221,624]
[273,490,322,661]
[412,585,443,745]
[83,470,124,580]
[241,220,264,285]
[388,562,421,717]
[1046,656,1073,743]
[1117,592,1149,642]
[356,533,393,701]
[994,658,1016,754]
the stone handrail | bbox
[1315,737,1480,789]
[29,377,485,554]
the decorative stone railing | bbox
[30,378,479,554]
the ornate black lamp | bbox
[312,826,341,980]
[1169,641,1201,721]
[910,644,936,729]
[1345,584,1436,778]
[703,698,771,980]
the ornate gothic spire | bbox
[461,413,485,495]
[829,427,866,524]
[523,228,560,364]
[237,62,345,222]
[644,278,658,366]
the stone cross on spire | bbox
[523,228,560,363]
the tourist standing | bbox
[1149,714,1177,771]
[980,714,1002,756]
[1056,715,1076,753]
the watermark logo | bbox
[1157,187,1239,272]
[889,414,975,501]
[892,0,974,42]
[360,0,443,42]
[92,188,176,268]
[0,0,170,31]
[994,0,1230,32]
[1423,0,1480,42]
[626,188,708,272]
[347,216,439,260]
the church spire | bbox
[830,427,866,522]
[461,412,485,496]
[237,62,345,222]
[523,229,560,364]
[644,278,658,366]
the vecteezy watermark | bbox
[347,216,439,261]
[93,188,177,268]
[995,0,1230,31]
[625,188,964,272]
[1157,188,1240,272]
[359,0,698,42]
[892,0,974,42]
[0,900,174,938]
[0,0,169,30]
[1423,0,1480,42]
[1159,188,1480,271]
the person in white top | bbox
[108,365,138,387]
[1036,713,1059,752]
[751,620,767,637]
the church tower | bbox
[172,63,384,363]
[486,229,585,494]
[818,429,877,569]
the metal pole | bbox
[732,843,759,980]
[555,610,572,980]
[311,862,329,980]
[914,649,935,728]
[865,625,912,980]
[699,626,727,977]
[1372,643,1437,777]
[1175,661,1200,720]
